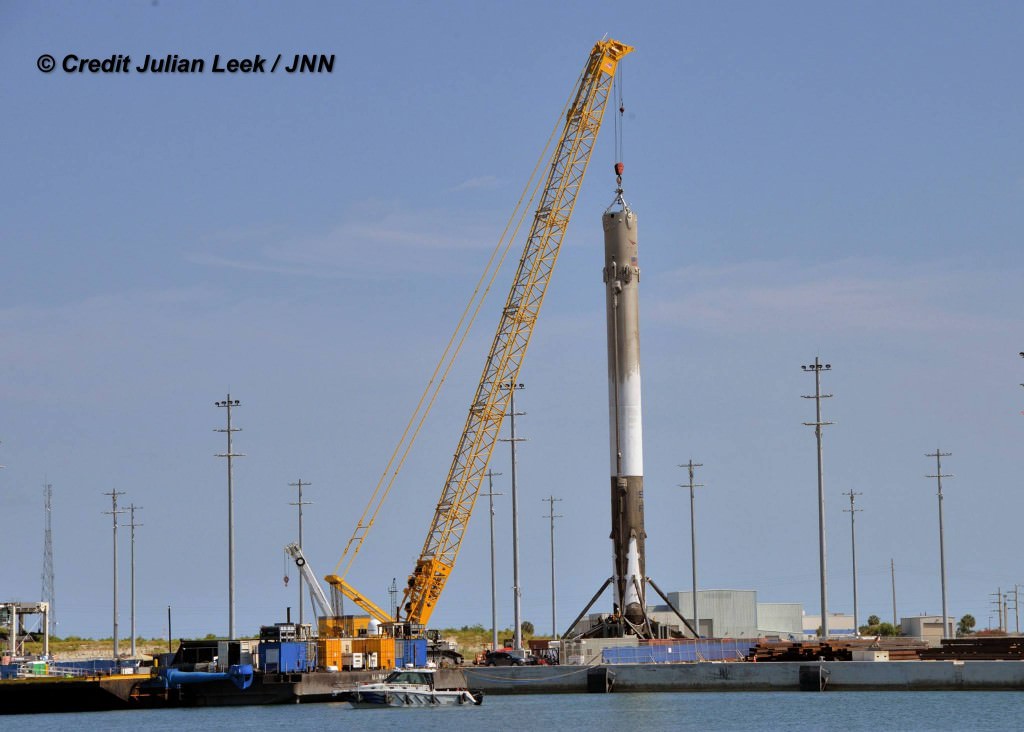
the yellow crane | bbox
[326,38,633,629]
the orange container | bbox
[352,636,396,670]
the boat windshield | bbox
[385,671,433,685]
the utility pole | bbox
[102,490,126,661]
[677,460,704,636]
[499,382,526,651]
[124,505,142,658]
[843,490,862,635]
[1020,351,1024,631]
[215,395,243,640]
[1019,352,1024,632]
[41,481,56,637]
[926,449,952,638]
[288,479,312,627]
[891,558,897,626]
[543,495,562,638]
[802,357,833,639]
[991,589,1003,632]
[1013,586,1020,634]
[482,470,503,651]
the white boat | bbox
[345,668,483,708]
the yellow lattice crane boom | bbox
[328,38,633,629]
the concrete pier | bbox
[462,661,1024,693]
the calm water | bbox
[13,692,1024,731]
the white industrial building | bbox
[581,589,951,644]
[579,589,889,640]
[645,589,804,639]
[900,615,954,646]
[802,612,857,639]
[757,603,804,639]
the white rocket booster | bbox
[602,189,647,626]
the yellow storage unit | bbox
[318,638,340,670]
[352,636,396,670]
[317,637,355,669]
[319,615,373,638]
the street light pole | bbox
[843,490,861,635]
[677,460,704,636]
[215,395,244,640]
[482,470,503,651]
[926,449,952,639]
[289,479,312,627]
[802,357,833,639]
[499,382,526,651]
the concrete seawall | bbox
[463,661,1024,693]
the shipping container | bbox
[259,640,313,673]
[319,615,373,638]
[352,636,396,670]
[216,639,257,670]
[395,638,427,668]
[317,638,339,670]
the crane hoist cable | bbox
[330,75,581,584]
[616,64,627,191]
[614,62,625,168]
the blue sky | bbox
[2,1,1023,640]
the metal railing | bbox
[601,639,758,665]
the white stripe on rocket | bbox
[608,372,644,476]
[623,536,642,608]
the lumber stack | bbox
[919,636,1024,660]
[747,638,927,662]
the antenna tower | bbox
[41,482,55,636]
